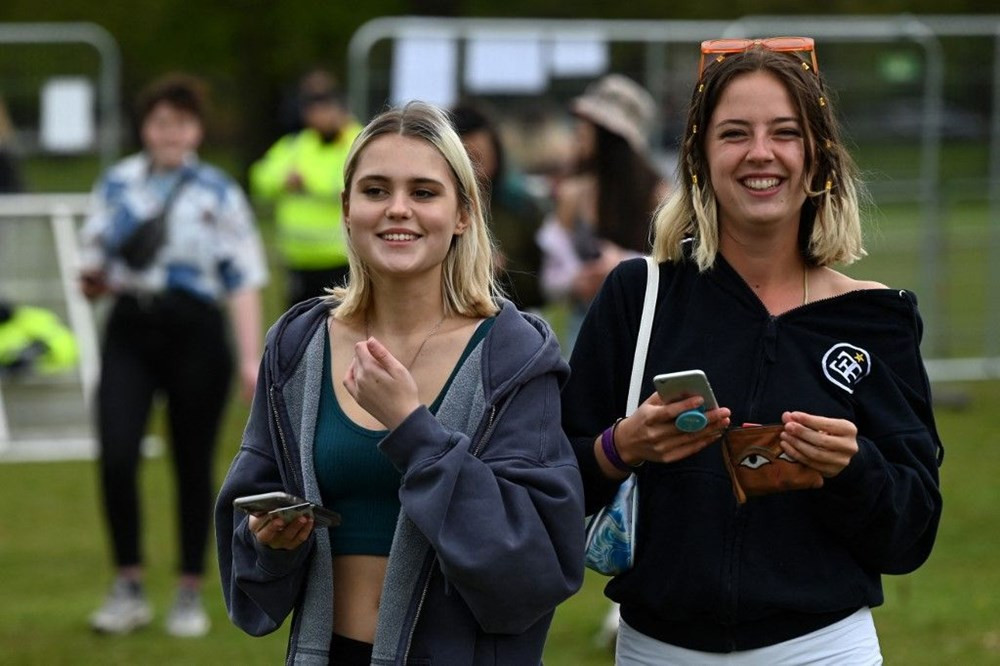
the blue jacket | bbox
[216,297,585,665]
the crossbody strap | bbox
[626,256,659,416]
[160,168,195,218]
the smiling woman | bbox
[343,133,468,285]
[561,39,943,664]
[215,101,585,666]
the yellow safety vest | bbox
[250,123,361,269]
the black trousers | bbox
[286,265,350,308]
[96,291,233,575]
[328,633,374,666]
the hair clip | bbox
[801,62,811,72]
[715,55,725,64]
[692,124,698,135]
[697,83,704,93]
[819,96,826,107]
[825,179,832,191]
[691,173,699,185]
[825,139,832,149]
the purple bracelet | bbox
[601,418,632,473]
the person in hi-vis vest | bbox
[250,70,362,306]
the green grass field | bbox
[1,379,997,664]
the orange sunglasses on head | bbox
[698,36,818,79]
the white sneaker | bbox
[90,578,153,634]
[165,587,210,637]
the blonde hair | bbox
[328,101,500,318]
[653,45,866,271]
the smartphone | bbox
[653,370,719,410]
[233,491,341,528]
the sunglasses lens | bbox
[701,39,752,53]
[762,37,814,52]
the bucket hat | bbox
[571,74,656,152]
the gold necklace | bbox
[365,314,447,371]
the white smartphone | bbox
[653,370,719,410]
[233,491,341,528]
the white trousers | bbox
[616,607,883,665]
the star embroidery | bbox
[854,353,865,362]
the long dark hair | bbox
[593,124,661,253]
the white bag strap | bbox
[626,256,659,416]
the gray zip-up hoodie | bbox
[216,297,585,665]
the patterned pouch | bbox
[721,424,824,504]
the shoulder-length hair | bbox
[653,44,866,271]
[328,101,500,319]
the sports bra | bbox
[313,318,494,555]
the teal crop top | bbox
[313,318,494,556]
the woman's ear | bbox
[453,208,470,236]
[342,190,351,232]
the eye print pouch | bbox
[721,424,824,504]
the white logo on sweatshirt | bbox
[822,343,872,394]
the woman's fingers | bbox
[617,400,730,465]
[248,513,314,550]
[780,411,858,477]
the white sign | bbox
[391,32,459,108]
[40,77,95,153]
[551,35,609,77]
[464,33,547,94]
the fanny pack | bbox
[721,424,824,504]
[118,170,193,270]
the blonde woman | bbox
[216,101,584,665]
[563,39,942,664]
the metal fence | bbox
[0,22,122,173]
[348,14,1000,380]
[0,194,100,460]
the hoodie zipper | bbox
[744,315,778,421]
[268,385,300,493]
[401,550,437,664]
[401,395,512,663]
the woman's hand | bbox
[599,392,731,476]
[779,411,859,478]
[343,337,421,430]
[248,513,313,550]
[572,242,629,303]
[79,269,109,300]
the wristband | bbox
[601,418,643,472]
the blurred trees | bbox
[1,0,997,169]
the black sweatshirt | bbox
[562,255,943,652]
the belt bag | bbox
[721,424,824,504]
[118,171,193,270]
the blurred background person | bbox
[537,74,669,351]
[451,102,546,311]
[250,69,362,307]
[0,96,25,193]
[77,73,268,638]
